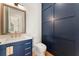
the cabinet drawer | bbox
[24,45,32,50]
[12,41,24,46]
[12,39,32,46]
[24,41,32,48]
[24,39,32,43]
[25,42,31,45]
[25,47,31,53]
[25,47,31,50]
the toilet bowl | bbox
[33,43,47,56]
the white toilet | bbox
[33,43,47,56]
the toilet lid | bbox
[34,43,47,51]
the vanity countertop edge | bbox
[0,35,32,45]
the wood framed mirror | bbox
[0,3,26,35]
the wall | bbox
[23,3,42,46]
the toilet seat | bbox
[35,43,46,51]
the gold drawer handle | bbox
[25,47,31,50]
[25,42,31,45]
[25,52,31,55]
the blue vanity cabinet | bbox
[0,39,32,56]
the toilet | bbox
[33,43,47,56]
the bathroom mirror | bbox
[1,4,26,34]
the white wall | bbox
[23,3,42,45]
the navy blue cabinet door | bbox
[13,41,25,56]
[55,3,75,19]
[0,45,6,56]
[42,3,56,52]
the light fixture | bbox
[14,3,24,6]
[14,3,19,6]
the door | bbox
[54,3,76,56]
[42,3,56,52]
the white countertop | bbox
[0,34,32,45]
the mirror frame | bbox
[0,3,26,34]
